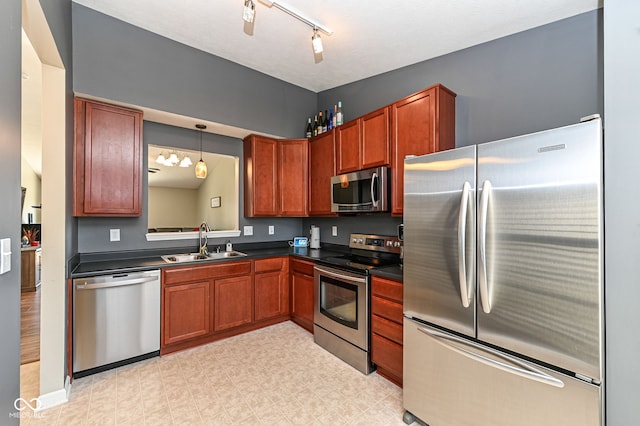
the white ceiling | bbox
[72,0,600,93]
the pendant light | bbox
[195,124,208,179]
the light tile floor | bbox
[21,321,412,425]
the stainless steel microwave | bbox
[331,167,389,213]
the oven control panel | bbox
[349,233,402,253]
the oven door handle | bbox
[314,265,367,285]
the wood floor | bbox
[21,286,40,364]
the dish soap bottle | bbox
[225,240,233,252]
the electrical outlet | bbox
[110,229,120,242]
[268,225,274,235]
[332,226,338,237]
[244,226,253,236]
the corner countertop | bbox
[69,243,350,278]
[370,265,403,282]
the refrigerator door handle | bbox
[371,172,379,208]
[478,179,492,314]
[457,181,471,308]
[417,326,565,388]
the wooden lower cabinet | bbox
[161,257,293,355]
[163,281,211,346]
[371,275,404,387]
[255,257,290,321]
[290,258,315,333]
[215,275,253,331]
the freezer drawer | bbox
[403,318,601,426]
[73,270,161,374]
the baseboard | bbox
[35,375,70,411]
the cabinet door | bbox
[244,135,278,216]
[163,281,211,346]
[255,270,289,321]
[291,271,314,332]
[336,119,361,174]
[308,131,336,216]
[74,98,142,216]
[391,85,456,215]
[278,139,308,216]
[361,107,390,169]
[214,275,253,331]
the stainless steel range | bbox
[314,233,402,374]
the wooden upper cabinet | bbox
[244,135,308,217]
[278,139,308,216]
[308,131,336,216]
[336,106,390,174]
[74,98,143,216]
[244,135,278,216]
[391,84,456,215]
[336,119,361,174]
[361,107,390,169]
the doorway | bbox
[21,0,68,410]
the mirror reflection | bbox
[147,144,239,233]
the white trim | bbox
[145,230,241,241]
[34,375,70,411]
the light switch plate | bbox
[332,226,338,237]
[0,238,11,274]
[268,225,274,235]
[110,229,121,242]
[244,226,253,236]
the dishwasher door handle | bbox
[75,275,158,291]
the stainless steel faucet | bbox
[199,222,211,255]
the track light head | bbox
[312,29,323,54]
[243,0,255,23]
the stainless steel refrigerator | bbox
[402,117,603,426]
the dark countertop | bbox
[370,265,403,282]
[70,243,351,278]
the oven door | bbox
[314,265,369,350]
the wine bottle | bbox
[317,111,324,134]
[322,110,328,133]
[328,108,334,131]
[333,104,337,128]
[336,101,343,126]
[313,115,318,136]
[305,117,312,138]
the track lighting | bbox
[249,0,332,58]
[311,29,323,54]
[243,0,255,23]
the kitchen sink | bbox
[161,250,247,263]
[161,253,208,263]
[206,250,247,259]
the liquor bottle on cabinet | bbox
[336,101,343,126]
[305,117,312,138]
[322,110,328,133]
[317,111,324,134]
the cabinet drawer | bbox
[372,314,403,345]
[371,295,403,324]
[290,258,314,276]
[372,276,403,302]
[163,260,252,285]
[254,257,284,273]
[371,333,403,381]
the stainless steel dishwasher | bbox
[73,269,160,377]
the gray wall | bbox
[603,1,640,424]
[77,121,303,253]
[72,3,317,140]
[0,0,21,422]
[319,11,602,148]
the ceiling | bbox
[72,0,600,93]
